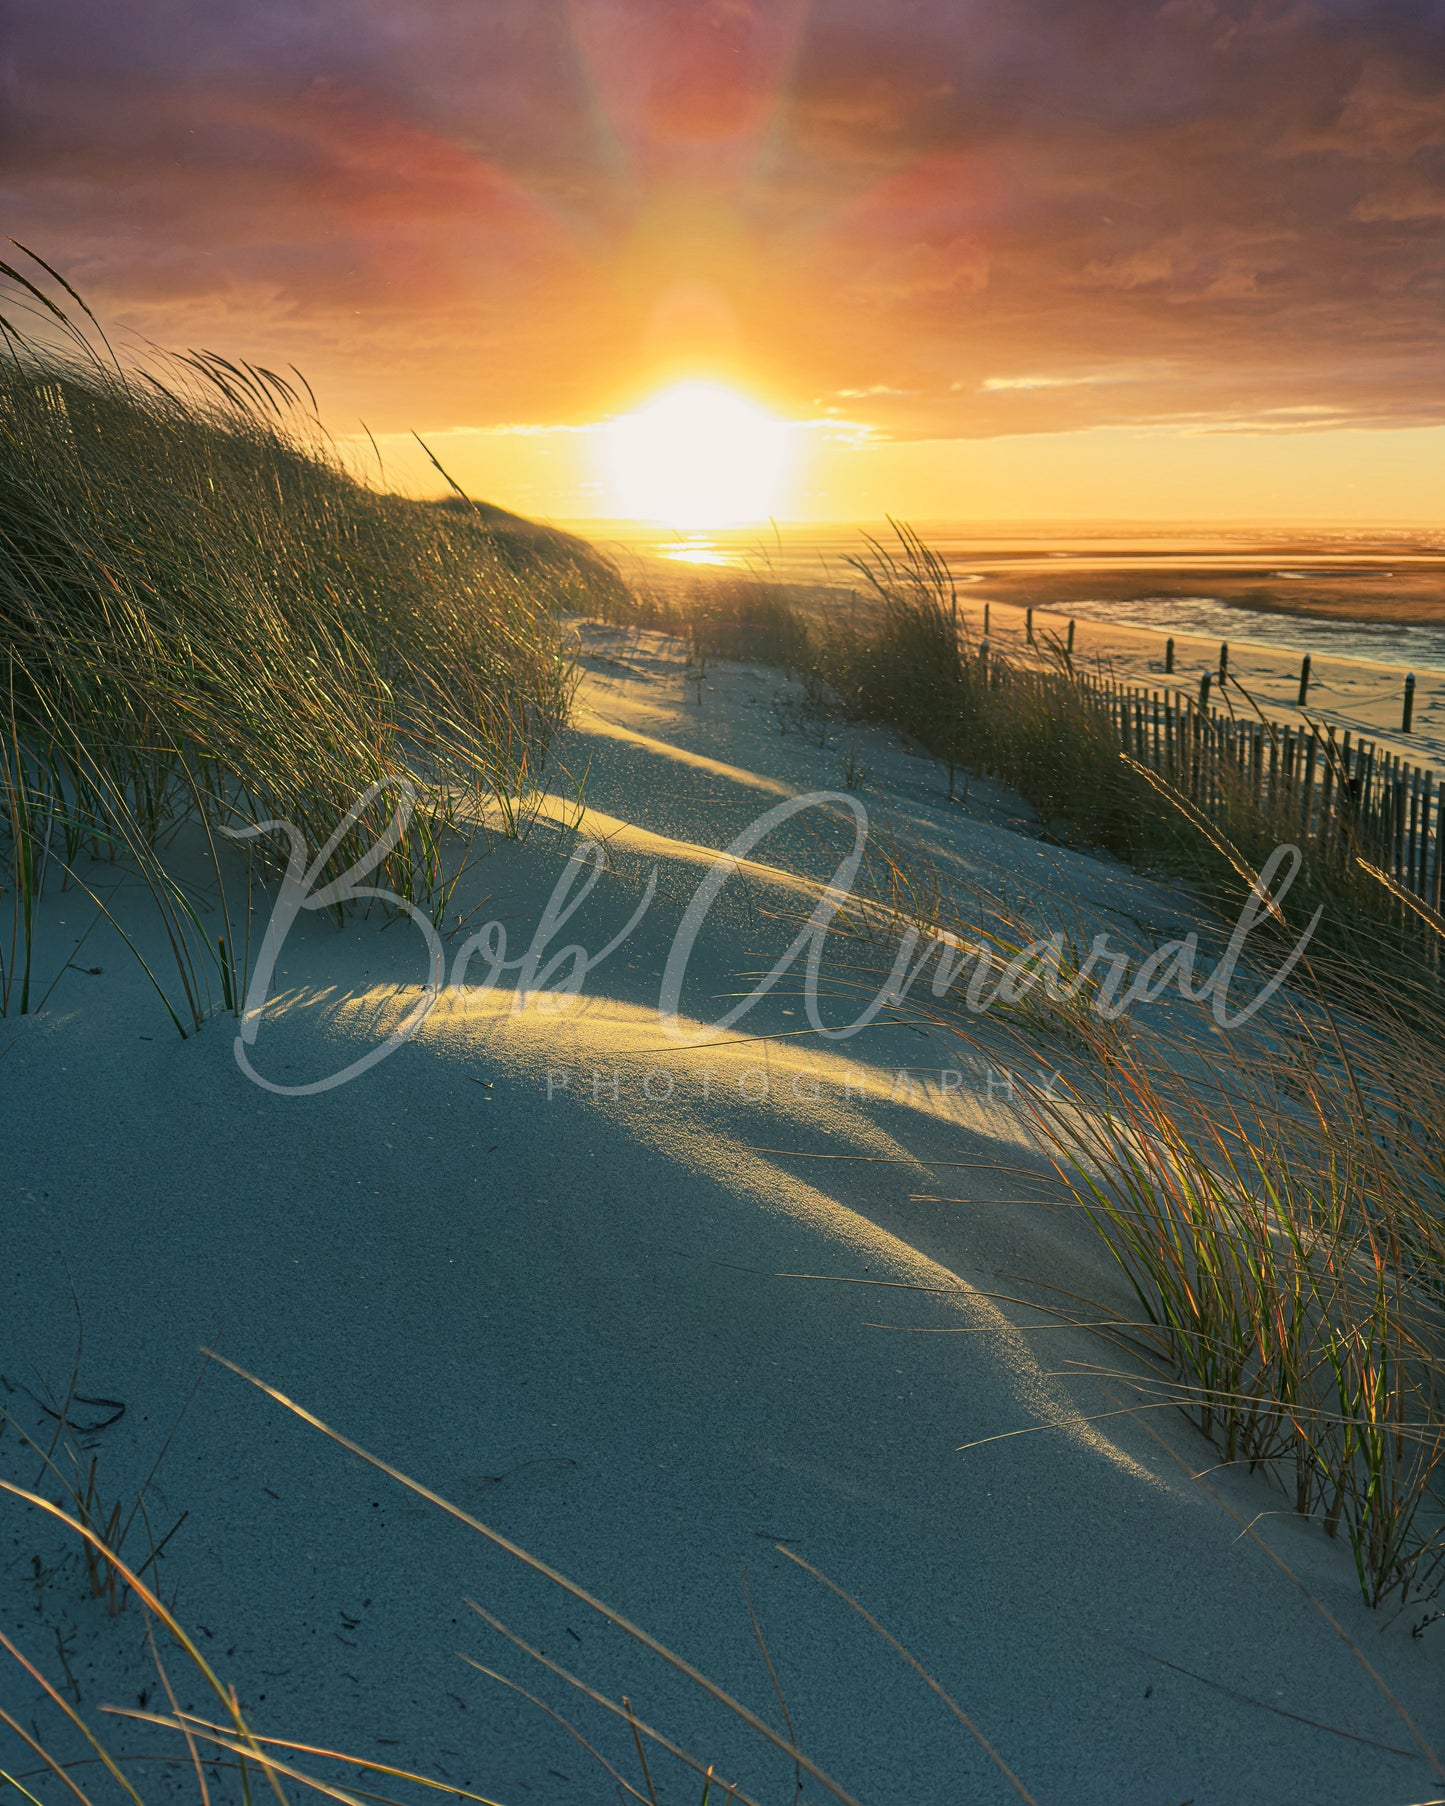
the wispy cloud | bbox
[978,372,1135,393]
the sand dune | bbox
[2,627,1441,1804]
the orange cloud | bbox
[4,0,1442,449]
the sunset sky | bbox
[4,1,1443,522]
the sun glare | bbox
[599,381,794,528]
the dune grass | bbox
[0,252,613,1028]
[0,1350,1056,1806]
[912,916,1445,1610]
[5,1352,1440,1804]
[800,791,1445,1608]
[625,527,1436,976]
[598,531,1444,1609]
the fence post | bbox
[1362,744,1376,841]
[1198,670,1211,711]
[1298,655,1310,707]
[1319,733,1335,854]
[1067,618,1075,655]
[1165,637,1175,675]
[1394,772,1407,877]
[1335,730,1354,866]
[1026,606,1034,645]
[1219,641,1229,684]
[1408,769,1423,892]
[984,602,990,637]
[1300,730,1318,839]
[1403,673,1416,734]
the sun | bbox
[599,381,795,528]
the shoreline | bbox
[584,527,1445,643]
[607,539,1445,769]
[944,590,1445,768]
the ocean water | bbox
[575,521,1445,676]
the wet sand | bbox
[953,592,1445,770]
[961,558,1445,628]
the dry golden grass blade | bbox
[774,1549,1040,1806]
[1119,753,1288,922]
[101,1710,516,1806]
[739,1568,803,1805]
[452,1665,651,1805]
[146,1623,212,1806]
[204,1351,868,1806]
[460,1600,765,1806]
[101,1715,379,1806]
[1357,859,1445,938]
[0,1766,53,1806]
[621,1698,659,1806]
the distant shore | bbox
[958,561,1445,629]
[600,533,1445,769]
[583,523,1445,638]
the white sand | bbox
[2,627,1441,1804]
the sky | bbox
[3,0,1443,522]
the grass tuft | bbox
[0,253,615,1027]
[594,527,1445,1608]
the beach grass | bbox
[0,252,617,1028]
[619,528,1437,978]
[0,1358,1049,1806]
[599,531,1444,1609]
[929,933,1445,1610]
[826,817,1445,1611]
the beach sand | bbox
[946,554,1445,630]
[956,592,1445,770]
[2,626,1441,1803]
